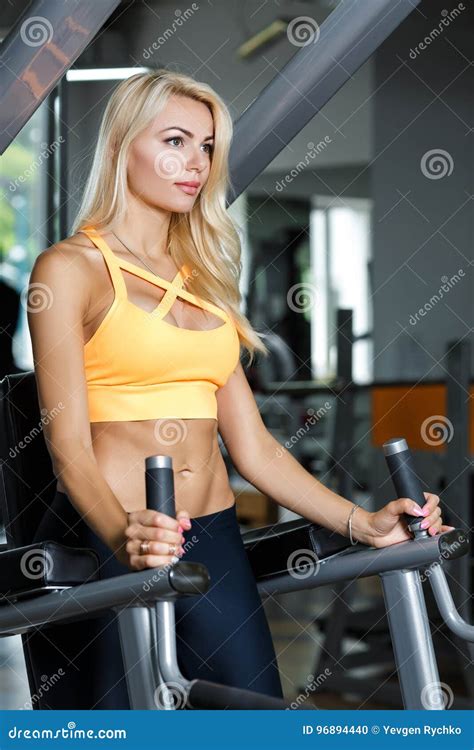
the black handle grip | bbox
[187,679,313,710]
[145,455,176,518]
[383,437,428,537]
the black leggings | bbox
[22,490,283,709]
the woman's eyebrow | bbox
[159,126,214,141]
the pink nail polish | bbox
[178,525,183,534]
[420,520,430,529]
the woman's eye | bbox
[165,136,213,154]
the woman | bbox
[25,70,451,710]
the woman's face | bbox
[126,94,214,213]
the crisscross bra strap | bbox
[81,226,128,300]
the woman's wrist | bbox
[346,504,375,546]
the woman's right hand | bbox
[115,508,191,570]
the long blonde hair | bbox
[71,69,268,365]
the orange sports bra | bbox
[81,227,240,423]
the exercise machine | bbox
[1,372,473,709]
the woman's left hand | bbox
[365,492,455,549]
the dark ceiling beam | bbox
[227,0,422,203]
[0,0,121,154]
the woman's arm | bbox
[217,363,452,547]
[28,246,189,568]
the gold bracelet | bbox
[347,503,360,546]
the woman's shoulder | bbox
[36,231,102,272]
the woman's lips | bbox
[175,183,199,195]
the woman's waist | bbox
[90,416,218,458]
[87,419,233,515]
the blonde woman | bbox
[25,70,450,710]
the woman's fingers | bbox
[129,553,179,570]
[423,491,440,509]
[126,538,184,557]
[126,510,184,547]
[420,505,442,530]
[177,509,192,528]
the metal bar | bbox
[380,569,443,710]
[45,89,57,246]
[154,601,188,687]
[333,309,354,498]
[0,0,121,154]
[0,561,208,636]
[257,530,468,597]
[262,377,474,397]
[429,564,474,642]
[58,75,69,238]
[445,339,471,621]
[115,606,160,710]
[228,0,422,202]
